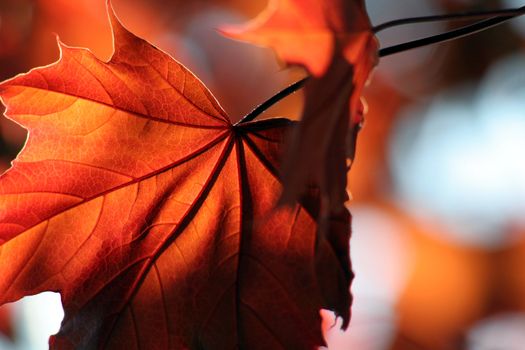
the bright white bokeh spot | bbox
[20,292,64,349]
[322,204,414,349]
[502,0,525,37]
[467,313,525,350]
[390,54,525,247]
[0,292,64,350]
[349,205,414,303]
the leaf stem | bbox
[236,78,309,124]
[379,8,525,57]
[238,6,525,123]
[373,7,525,33]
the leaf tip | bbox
[105,0,142,60]
[217,22,248,42]
[105,0,114,15]
[106,0,129,48]
[216,25,237,40]
[218,0,277,41]
[53,33,82,62]
[53,32,65,52]
[106,0,121,32]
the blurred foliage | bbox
[1,0,525,349]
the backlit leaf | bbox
[0,3,352,349]
[222,0,378,214]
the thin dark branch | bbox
[237,6,525,123]
[379,9,525,57]
[373,6,525,33]
[237,78,309,124]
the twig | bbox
[373,6,525,33]
[237,6,525,123]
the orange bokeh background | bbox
[2,0,525,349]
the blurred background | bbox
[1,0,525,349]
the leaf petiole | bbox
[238,6,525,124]
[236,78,309,124]
[379,7,525,57]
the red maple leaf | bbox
[223,0,378,214]
[0,3,352,349]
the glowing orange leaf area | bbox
[0,4,351,350]
[224,0,378,213]
[222,0,377,77]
